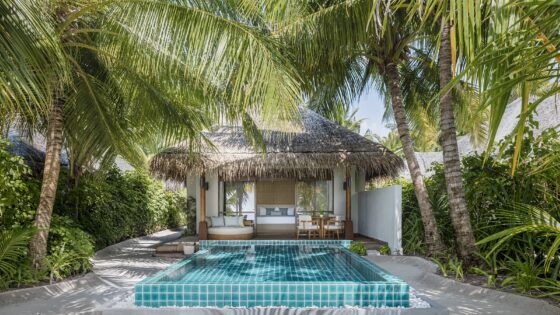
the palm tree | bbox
[312,101,364,133]
[438,21,479,264]
[2,0,301,269]
[407,0,559,264]
[274,0,446,254]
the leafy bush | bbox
[0,227,35,280]
[349,241,367,256]
[398,128,560,297]
[165,192,188,229]
[57,167,188,249]
[379,244,391,255]
[0,139,40,228]
[184,196,197,235]
[46,215,94,280]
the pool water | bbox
[135,240,410,308]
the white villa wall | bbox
[352,169,365,232]
[357,185,402,253]
[205,174,220,217]
[333,168,346,217]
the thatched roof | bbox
[150,107,404,181]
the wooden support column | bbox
[198,174,208,240]
[344,168,354,240]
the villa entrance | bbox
[223,178,334,237]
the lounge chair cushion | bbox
[210,216,225,227]
[224,216,243,227]
[208,226,253,235]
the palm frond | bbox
[0,227,35,276]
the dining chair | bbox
[296,214,320,239]
[324,216,344,239]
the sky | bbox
[353,88,391,137]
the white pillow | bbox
[206,216,212,227]
[210,216,224,227]
[287,208,294,216]
[260,207,267,216]
[237,216,245,227]
[224,216,240,227]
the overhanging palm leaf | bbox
[478,203,560,272]
[0,228,35,276]
[0,0,64,122]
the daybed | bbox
[207,215,254,240]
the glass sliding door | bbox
[223,181,256,220]
[296,180,333,215]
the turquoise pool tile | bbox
[136,240,410,308]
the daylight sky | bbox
[354,88,391,137]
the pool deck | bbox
[0,229,558,315]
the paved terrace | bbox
[0,230,558,315]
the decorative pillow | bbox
[279,207,288,215]
[224,216,240,227]
[260,207,267,216]
[237,216,245,227]
[266,207,275,215]
[210,216,224,227]
[287,208,295,216]
[206,216,212,227]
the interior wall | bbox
[357,185,403,253]
[256,179,296,205]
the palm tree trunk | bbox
[385,62,446,255]
[438,22,478,264]
[30,101,64,270]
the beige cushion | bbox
[208,226,253,235]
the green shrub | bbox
[47,215,94,279]
[57,167,188,249]
[349,241,367,256]
[166,192,188,228]
[0,139,40,228]
[395,128,560,297]
[184,196,197,235]
[379,244,391,255]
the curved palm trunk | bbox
[385,62,446,255]
[30,101,64,270]
[438,22,478,264]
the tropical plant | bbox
[0,227,35,277]
[57,167,188,249]
[378,244,391,255]
[273,0,446,255]
[0,139,40,228]
[431,257,449,277]
[349,241,367,256]
[365,129,403,157]
[1,0,302,269]
[313,101,364,133]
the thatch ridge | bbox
[150,107,404,181]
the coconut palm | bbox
[312,101,364,133]
[405,0,559,264]
[400,0,492,263]
[273,0,446,254]
[2,0,301,269]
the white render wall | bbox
[333,168,346,217]
[205,174,220,217]
[330,167,365,232]
[357,185,403,253]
